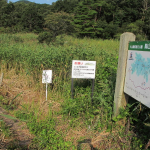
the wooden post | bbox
[113,32,136,117]
[0,73,3,86]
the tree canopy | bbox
[0,0,150,40]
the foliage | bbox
[44,11,74,36]
[37,11,74,44]
[73,0,98,37]
[50,0,78,13]
[15,0,31,4]
[0,120,11,138]
[15,107,74,149]
[1,0,150,39]
[115,20,147,40]
[21,3,44,32]
[37,32,55,45]
[0,1,44,32]
[112,100,150,149]
[0,33,150,149]
[0,2,15,27]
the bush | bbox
[37,32,55,45]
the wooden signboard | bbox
[124,41,150,108]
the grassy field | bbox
[0,33,150,149]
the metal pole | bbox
[46,83,48,101]
[91,79,95,104]
[71,78,74,99]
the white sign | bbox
[72,60,96,79]
[124,49,150,108]
[42,70,52,83]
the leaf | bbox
[112,117,118,122]
[10,92,23,106]
[0,114,17,120]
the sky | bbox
[9,0,58,5]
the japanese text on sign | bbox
[72,60,96,79]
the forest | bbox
[0,0,150,40]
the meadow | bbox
[0,33,149,149]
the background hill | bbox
[14,0,32,4]
[0,0,150,40]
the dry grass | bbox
[0,69,124,150]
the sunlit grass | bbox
[0,33,149,149]
[63,35,119,55]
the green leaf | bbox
[0,114,17,120]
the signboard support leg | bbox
[91,79,95,104]
[71,78,74,99]
[113,32,136,117]
[46,83,48,101]
[0,73,3,86]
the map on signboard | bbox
[42,70,52,83]
[124,41,150,108]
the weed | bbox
[0,33,150,149]
[0,120,11,138]
[15,105,74,149]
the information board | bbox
[124,41,150,108]
[42,70,52,83]
[72,60,96,79]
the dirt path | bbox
[0,107,33,149]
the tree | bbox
[21,3,44,32]
[44,11,74,36]
[0,2,15,27]
[37,11,74,45]
[73,0,98,37]
[15,0,31,4]
[36,4,52,17]
[51,0,78,13]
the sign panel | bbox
[42,70,52,83]
[72,60,96,79]
[124,41,150,108]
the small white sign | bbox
[72,60,96,79]
[42,70,52,83]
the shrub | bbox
[37,32,55,45]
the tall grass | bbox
[1,33,149,149]
[0,33,118,94]
[0,33,120,148]
[0,33,118,118]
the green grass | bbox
[0,33,150,149]
[0,33,118,102]
[0,120,11,138]
[15,104,75,149]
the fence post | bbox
[113,32,136,117]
